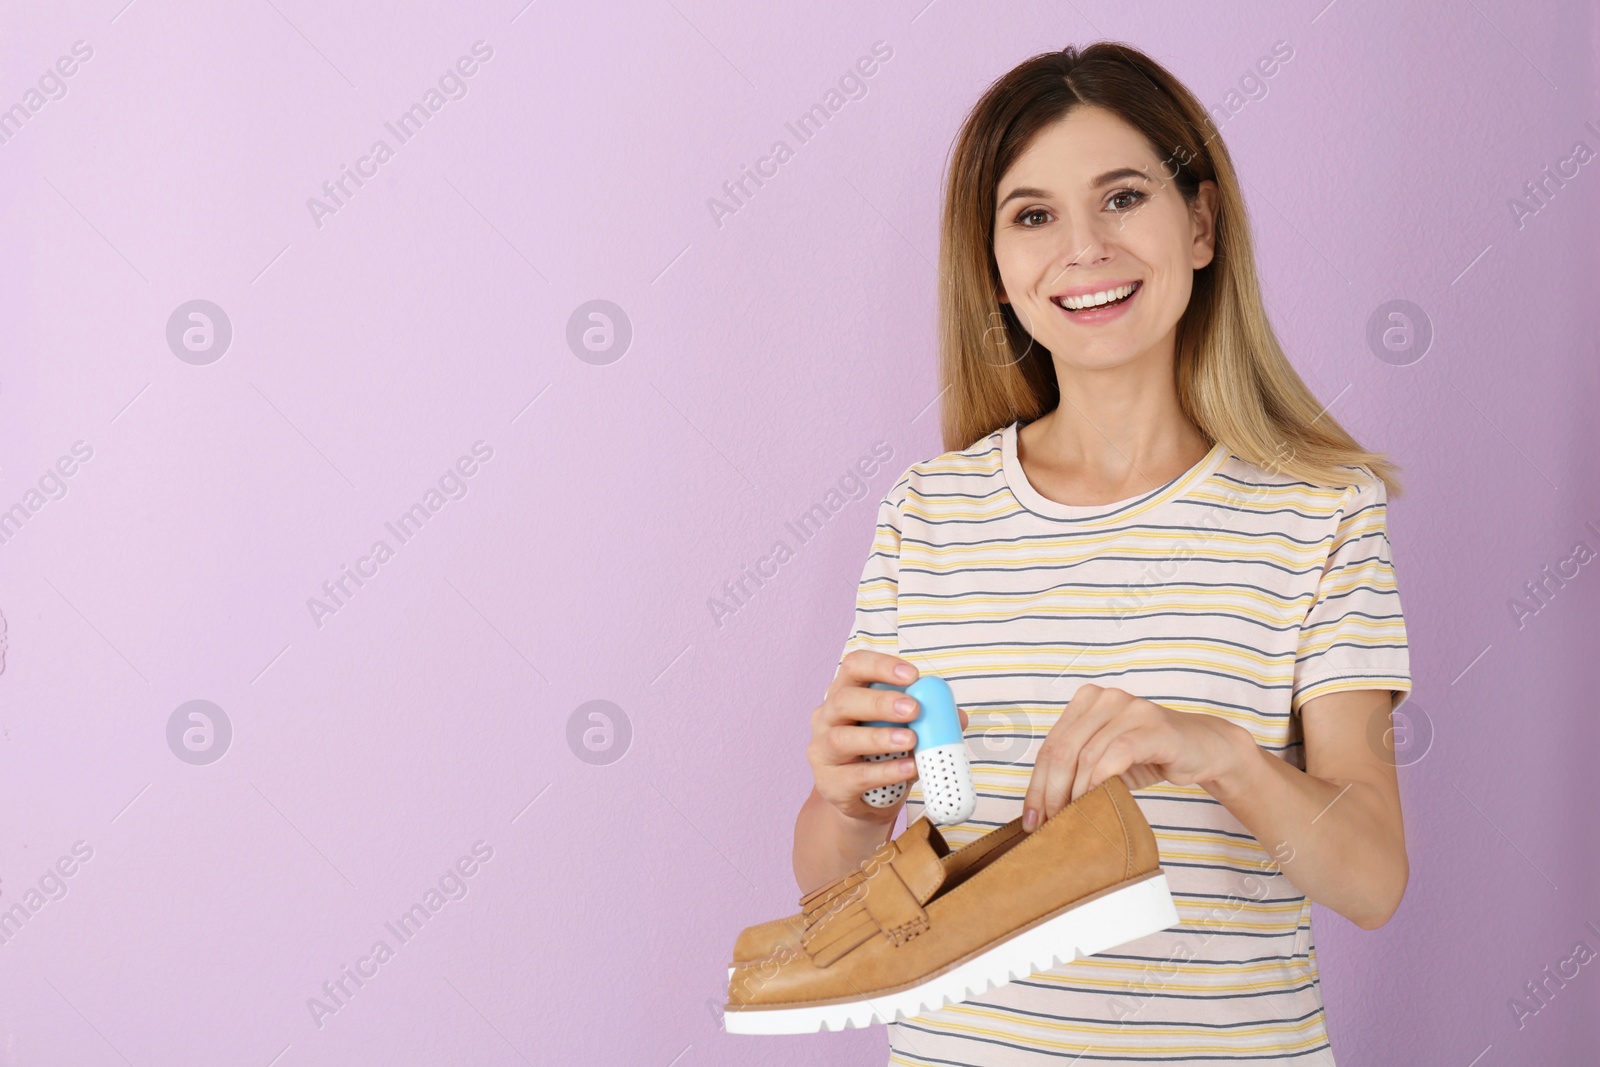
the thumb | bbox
[958,705,969,730]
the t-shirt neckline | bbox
[1000,419,1229,525]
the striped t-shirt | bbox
[836,419,1411,1066]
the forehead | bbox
[998,107,1157,192]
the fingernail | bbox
[895,698,916,715]
[895,664,915,680]
[1023,809,1038,832]
[892,730,913,746]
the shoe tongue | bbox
[900,813,951,854]
[893,815,950,903]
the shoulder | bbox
[1326,464,1388,527]
[1206,451,1384,524]
[1328,469,1394,566]
[879,426,1007,511]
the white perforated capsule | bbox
[860,675,976,826]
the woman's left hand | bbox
[1021,683,1248,831]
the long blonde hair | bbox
[937,42,1401,495]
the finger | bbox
[1024,687,1129,830]
[1040,686,1118,807]
[1039,757,1074,823]
[841,754,918,794]
[1023,745,1074,829]
[1022,688,1091,830]
[1087,733,1149,800]
[1020,748,1051,832]
[833,649,918,695]
[1087,737,1140,796]
[1057,680,1116,733]
[825,722,919,763]
[1071,720,1133,802]
[1073,725,1139,803]
[1122,763,1165,791]
[826,683,920,729]
[820,756,919,813]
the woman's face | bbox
[992,105,1218,373]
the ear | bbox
[1190,180,1220,270]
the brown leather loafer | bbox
[722,776,1176,1034]
[726,813,1038,974]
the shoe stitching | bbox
[883,915,929,946]
[1103,782,1136,880]
[1072,785,1131,867]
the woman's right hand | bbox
[806,650,970,823]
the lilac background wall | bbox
[0,1,1596,1064]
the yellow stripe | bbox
[1186,483,1348,508]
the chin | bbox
[1051,345,1147,373]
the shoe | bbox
[725,814,1037,976]
[721,775,1177,1034]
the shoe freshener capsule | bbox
[860,674,977,826]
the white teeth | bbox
[1056,283,1137,311]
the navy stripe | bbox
[1003,976,1323,1003]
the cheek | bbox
[992,230,1056,282]
[1112,199,1180,250]
[1138,275,1196,337]
[990,237,1028,292]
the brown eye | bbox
[1109,189,1147,211]
[1016,208,1050,227]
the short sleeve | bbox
[1292,469,1413,713]
[835,480,907,672]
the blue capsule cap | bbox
[866,674,963,751]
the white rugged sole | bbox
[723,872,1177,1035]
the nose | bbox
[1045,207,1120,285]
[1046,235,1114,290]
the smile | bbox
[1052,281,1141,313]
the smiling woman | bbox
[788,40,1414,1066]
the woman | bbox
[794,42,1412,1064]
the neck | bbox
[1031,346,1208,479]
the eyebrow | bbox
[996,167,1151,210]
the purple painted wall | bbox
[0,1,1595,1064]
